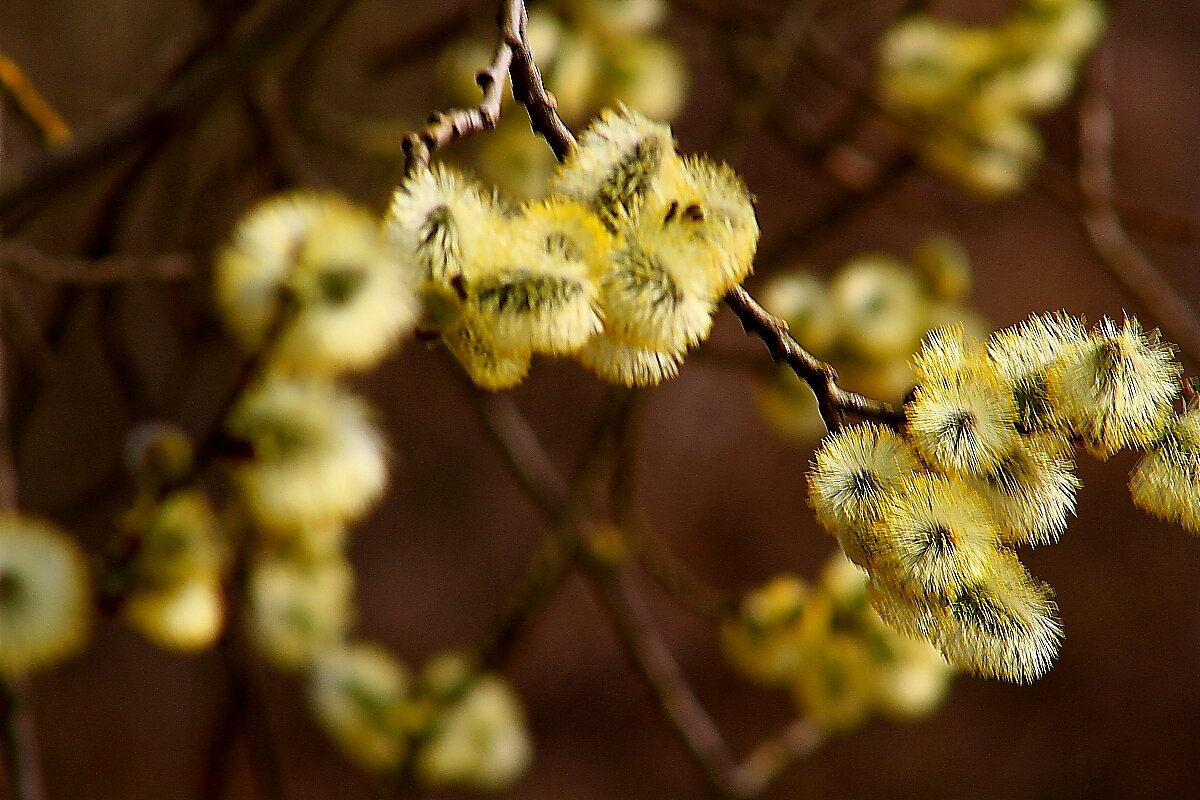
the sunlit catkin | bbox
[933,550,1062,683]
[415,674,533,791]
[216,192,417,374]
[906,356,1020,476]
[966,436,1080,546]
[387,163,504,290]
[548,105,675,232]
[123,575,224,652]
[0,514,91,675]
[574,334,684,386]
[720,574,810,687]
[1046,316,1181,458]
[869,472,1003,600]
[1129,407,1200,533]
[808,423,923,569]
[226,377,388,530]
[248,553,355,671]
[987,311,1090,434]
[460,202,603,356]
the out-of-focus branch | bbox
[610,396,730,620]
[723,286,906,432]
[367,5,473,75]
[1077,55,1200,367]
[0,0,345,226]
[589,563,825,799]
[0,241,195,285]
[0,53,71,146]
[474,387,825,798]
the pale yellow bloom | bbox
[0,514,91,675]
[309,643,410,771]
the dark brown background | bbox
[4,1,1200,798]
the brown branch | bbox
[472,382,823,798]
[588,564,824,799]
[0,241,195,285]
[1076,54,1200,367]
[0,53,70,146]
[0,0,346,226]
[723,286,905,432]
[610,395,730,620]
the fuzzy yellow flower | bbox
[1129,407,1200,533]
[0,514,91,675]
[869,472,1003,600]
[807,423,923,568]
[1047,316,1180,459]
[226,377,388,530]
[217,192,418,374]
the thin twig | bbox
[471,376,823,798]
[1076,52,1200,367]
[610,394,730,620]
[0,53,71,146]
[722,286,905,432]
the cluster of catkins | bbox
[442,0,687,199]
[808,312,1191,682]
[758,235,985,441]
[388,106,758,389]
[722,553,954,731]
[165,192,531,788]
[879,0,1105,196]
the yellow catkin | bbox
[720,575,810,687]
[868,472,1004,601]
[216,192,418,374]
[1129,408,1200,533]
[226,377,388,530]
[806,423,923,569]
[987,311,1090,434]
[0,514,91,675]
[548,105,676,232]
[932,549,1062,683]
[966,436,1080,546]
[1047,316,1181,459]
[906,356,1020,476]
[309,643,410,771]
[415,675,533,791]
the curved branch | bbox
[1077,55,1200,367]
[722,286,906,432]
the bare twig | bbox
[723,286,905,432]
[610,396,730,620]
[0,53,71,146]
[1077,53,1200,367]
[471,376,823,798]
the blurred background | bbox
[3,0,1200,798]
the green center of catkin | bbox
[318,266,366,306]
[921,523,953,557]
[0,568,23,608]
